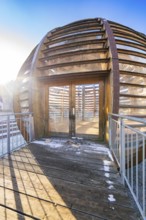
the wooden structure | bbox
[13,18,146,141]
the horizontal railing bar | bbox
[109,113,146,124]
[124,124,146,136]
[0,112,33,117]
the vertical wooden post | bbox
[44,85,49,136]
[61,87,64,121]
[93,84,96,118]
[101,18,120,142]
[82,85,85,121]
[101,19,119,115]
[99,81,105,139]
[69,84,76,137]
[31,80,47,139]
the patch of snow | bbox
[105,173,110,178]
[103,165,110,172]
[76,151,81,155]
[103,160,111,165]
[106,180,114,185]
[32,140,50,146]
[108,194,116,202]
[83,149,95,153]
[108,185,114,190]
[32,140,62,148]
[107,150,114,161]
[49,143,62,148]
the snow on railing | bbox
[109,113,146,220]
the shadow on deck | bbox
[0,138,141,219]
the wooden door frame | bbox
[73,81,105,140]
[47,78,105,140]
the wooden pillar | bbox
[61,87,64,121]
[69,84,75,137]
[31,79,47,139]
[44,85,49,136]
[101,19,119,114]
[100,19,120,142]
[82,85,85,121]
[99,81,105,139]
[93,85,96,118]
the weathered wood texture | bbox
[0,139,140,219]
[14,18,146,141]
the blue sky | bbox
[0,0,146,83]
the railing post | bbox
[120,118,125,184]
[7,115,10,154]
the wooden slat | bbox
[120,105,146,109]
[119,58,146,67]
[37,70,109,85]
[118,48,146,59]
[39,48,108,61]
[120,94,146,98]
[120,70,146,78]
[114,31,146,45]
[48,23,102,39]
[110,23,145,41]
[42,38,107,54]
[116,39,146,52]
[45,30,105,46]
[38,58,109,71]
[120,82,146,88]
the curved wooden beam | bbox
[101,18,120,114]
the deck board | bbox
[0,138,141,219]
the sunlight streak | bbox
[0,40,29,84]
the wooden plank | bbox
[120,82,146,88]
[0,186,74,219]
[114,31,146,45]
[120,94,146,98]
[99,81,105,139]
[119,58,146,67]
[46,23,102,40]
[118,48,146,59]
[44,31,105,46]
[116,39,146,52]
[38,58,109,71]
[39,48,108,61]
[0,141,141,219]
[0,206,33,220]
[120,70,146,78]
[37,70,109,86]
[120,105,146,109]
[42,38,107,53]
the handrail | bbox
[0,112,33,116]
[109,113,146,124]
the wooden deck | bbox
[0,138,141,219]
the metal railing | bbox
[109,113,146,220]
[0,112,34,157]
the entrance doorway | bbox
[75,84,99,137]
[48,82,104,139]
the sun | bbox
[0,40,29,84]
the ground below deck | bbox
[0,138,141,219]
